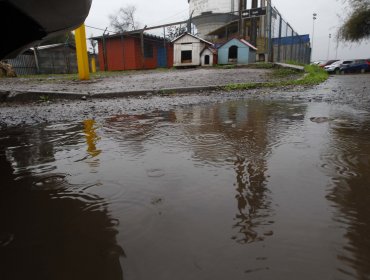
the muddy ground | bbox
[0,73,369,127]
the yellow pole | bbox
[91,57,96,73]
[75,24,90,80]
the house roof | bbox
[218,38,257,51]
[90,31,167,42]
[200,46,217,55]
[171,32,213,46]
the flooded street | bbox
[1,76,370,279]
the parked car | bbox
[311,60,324,65]
[340,59,369,74]
[319,59,340,68]
[324,60,353,74]
[1,0,92,59]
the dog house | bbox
[218,38,257,65]
[172,33,213,67]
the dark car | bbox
[340,59,369,74]
[319,59,340,68]
[0,0,92,59]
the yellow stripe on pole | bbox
[75,24,90,80]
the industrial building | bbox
[188,0,311,64]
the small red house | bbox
[92,32,173,71]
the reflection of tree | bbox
[322,123,370,279]
[182,100,307,243]
[0,127,124,280]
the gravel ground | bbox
[0,73,368,127]
[0,68,282,96]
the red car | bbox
[319,60,340,68]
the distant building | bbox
[172,33,213,67]
[217,38,257,65]
[91,32,173,71]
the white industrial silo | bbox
[188,0,243,38]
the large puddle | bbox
[1,99,370,279]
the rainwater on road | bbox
[1,75,370,280]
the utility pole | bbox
[251,0,258,45]
[311,13,317,61]
[239,0,243,38]
[327,33,332,60]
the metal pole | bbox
[311,13,317,62]
[102,27,108,71]
[239,0,243,38]
[327,33,332,60]
[75,24,90,80]
[277,13,282,62]
[267,0,272,62]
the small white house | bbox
[172,33,213,67]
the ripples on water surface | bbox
[1,100,370,280]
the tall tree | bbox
[166,24,187,41]
[109,5,141,33]
[338,0,370,42]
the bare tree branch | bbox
[109,5,141,33]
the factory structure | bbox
[188,0,311,63]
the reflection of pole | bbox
[84,119,101,158]
[327,33,332,60]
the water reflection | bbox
[3,99,370,279]
[182,100,307,243]
[321,116,370,279]
[0,125,124,280]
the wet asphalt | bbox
[0,73,369,127]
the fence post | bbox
[277,13,282,62]
[267,1,273,62]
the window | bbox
[144,43,153,58]
[181,50,192,63]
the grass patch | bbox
[223,64,328,91]
[271,68,301,78]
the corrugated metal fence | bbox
[6,51,98,76]
[7,54,37,75]
[267,1,311,64]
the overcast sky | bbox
[85,0,369,61]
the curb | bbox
[1,85,230,102]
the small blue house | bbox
[218,38,257,65]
